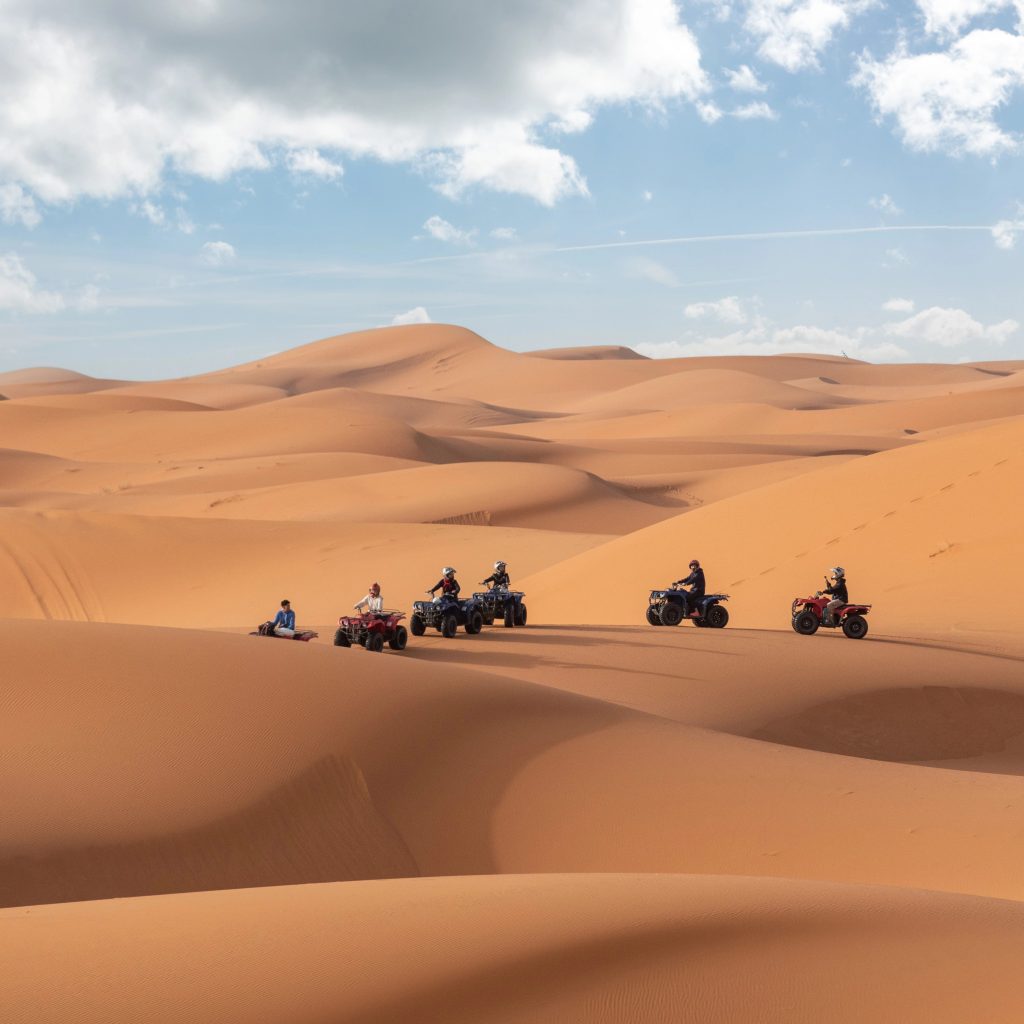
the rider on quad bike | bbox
[428,567,461,600]
[672,560,705,618]
[354,582,384,614]
[821,567,848,626]
[481,560,511,590]
[272,599,296,637]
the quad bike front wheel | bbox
[410,614,426,637]
[389,625,408,651]
[659,602,683,627]
[504,605,515,627]
[333,628,351,648]
[365,633,385,653]
[646,606,662,626]
[441,614,458,639]
[706,605,729,629]
[465,610,484,635]
[842,614,868,639]
[793,610,819,635]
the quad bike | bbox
[473,585,528,627]
[647,587,730,628]
[251,622,319,642]
[334,610,408,653]
[410,594,485,638]
[791,582,871,639]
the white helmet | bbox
[443,566,456,577]
[494,560,506,570]
[831,566,845,578]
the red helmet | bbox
[689,559,700,568]
[370,582,380,593]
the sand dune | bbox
[3,323,1024,1020]
[5,875,1024,1024]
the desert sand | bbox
[2,324,1023,1022]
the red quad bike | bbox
[252,622,319,642]
[791,584,871,640]
[334,610,409,653]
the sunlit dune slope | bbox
[524,415,1024,635]
[4,875,1024,1024]
[6,621,1024,910]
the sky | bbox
[1,0,1023,378]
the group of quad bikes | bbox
[647,576,871,639]
[331,584,529,653]
[258,575,870,655]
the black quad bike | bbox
[647,587,730,628]
[473,586,528,627]
[410,594,485,638]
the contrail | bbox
[554,224,994,253]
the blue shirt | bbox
[273,608,295,629]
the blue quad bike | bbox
[473,586,528,628]
[410,594,485,638]
[647,587,730,628]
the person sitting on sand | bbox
[481,560,511,590]
[428,567,460,601]
[672,559,705,618]
[821,567,848,626]
[354,582,384,615]
[272,599,296,637]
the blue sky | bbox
[1,0,1023,378]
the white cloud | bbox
[629,257,679,287]
[285,148,344,181]
[175,207,196,235]
[915,0,1024,38]
[731,101,779,119]
[74,283,101,312]
[725,64,769,92]
[391,306,432,325]
[0,183,41,227]
[854,30,1024,157]
[422,215,476,246]
[642,189,654,201]
[135,200,166,227]
[199,241,237,267]
[697,101,725,123]
[638,322,907,361]
[0,252,65,313]
[490,226,518,240]
[884,305,1018,346]
[883,246,909,267]
[992,205,1024,247]
[743,0,875,71]
[869,193,902,216]
[0,0,710,207]
[883,296,915,312]
[684,296,748,323]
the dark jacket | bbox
[430,577,461,597]
[676,567,705,599]
[483,570,510,588]
[824,578,849,603]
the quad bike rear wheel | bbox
[706,605,729,629]
[465,610,484,635]
[389,625,408,651]
[410,614,426,637]
[366,633,385,653]
[842,614,868,640]
[793,610,819,635]
[659,602,683,627]
[333,628,351,648]
[516,604,528,627]
[646,606,662,626]
[441,614,458,638]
